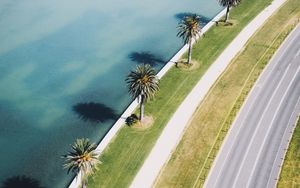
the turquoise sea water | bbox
[0,0,222,187]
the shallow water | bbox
[0,0,222,187]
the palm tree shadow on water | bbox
[128,51,166,67]
[72,102,118,123]
[175,12,211,27]
[1,175,46,188]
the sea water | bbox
[0,0,222,187]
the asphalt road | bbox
[204,24,300,188]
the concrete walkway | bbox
[130,0,288,187]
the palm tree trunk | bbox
[225,5,230,22]
[188,40,192,64]
[140,95,144,121]
[82,181,87,188]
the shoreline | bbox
[68,8,226,188]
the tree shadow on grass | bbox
[1,175,46,188]
[129,51,165,67]
[174,12,211,26]
[73,102,118,123]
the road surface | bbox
[204,24,300,188]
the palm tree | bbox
[126,64,159,121]
[218,0,242,23]
[177,14,201,65]
[63,138,100,188]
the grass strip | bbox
[277,118,300,187]
[87,0,278,187]
[154,0,300,187]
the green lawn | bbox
[86,0,288,187]
[154,0,300,187]
[278,118,300,188]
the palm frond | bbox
[125,64,159,102]
[218,0,241,7]
[177,14,202,44]
[62,138,101,183]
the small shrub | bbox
[125,114,139,126]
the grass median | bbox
[87,0,279,187]
[278,118,300,188]
[154,0,300,187]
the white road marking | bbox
[245,64,300,188]
[207,24,300,188]
[205,23,300,188]
[230,63,293,188]
[267,97,300,188]
[295,48,300,57]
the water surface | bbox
[0,0,222,187]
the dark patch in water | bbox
[73,102,117,123]
[129,51,165,67]
[1,175,46,188]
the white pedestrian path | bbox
[130,0,288,187]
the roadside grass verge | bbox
[154,0,300,187]
[277,118,300,188]
[87,0,276,187]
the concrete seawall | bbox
[68,8,227,188]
